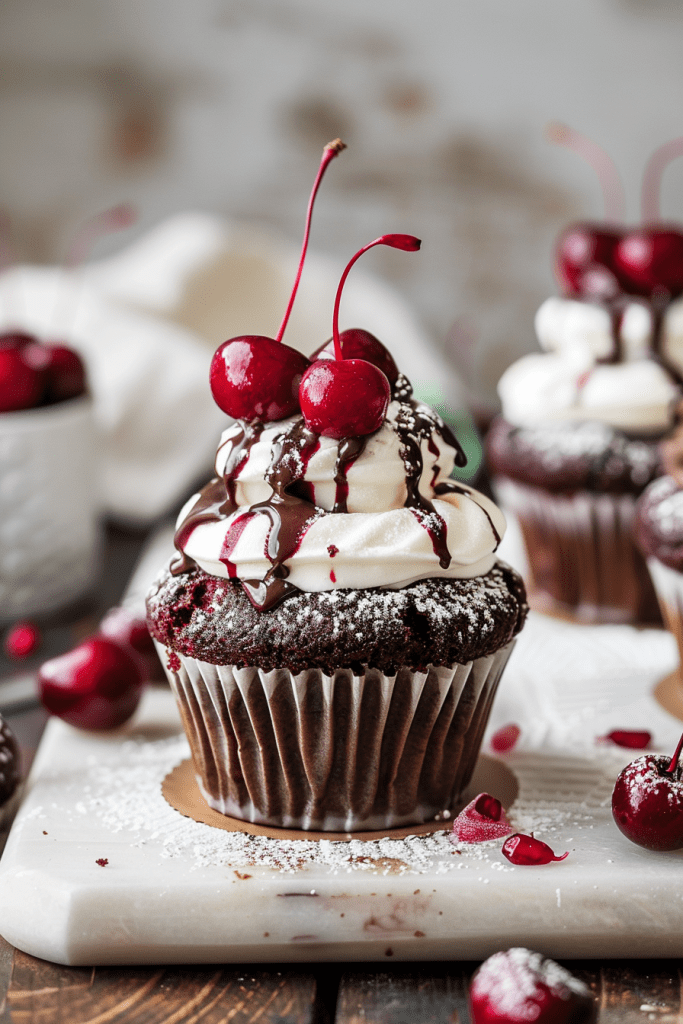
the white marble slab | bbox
[1,600,683,969]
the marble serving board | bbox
[2,599,683,967]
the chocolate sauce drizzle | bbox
[173,384,475,611]
[586,293,683,387]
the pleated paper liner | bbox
[162,753,518,843]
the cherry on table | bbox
[469,947,596,1024]
[99,605,164,682]
[38,637,146,731]
[611,730,683,850]
[502,833,569,865]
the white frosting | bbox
[498,296,681,433]
[178,401,505,593]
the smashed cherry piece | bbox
[469,948,596,1024]
[490,724,521,754]
[600,729,651,749]
[4,621,40,659]
[451,793,513,843]
[611,730,683,851]
[502,833,569,865]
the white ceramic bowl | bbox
[0,395,101,621]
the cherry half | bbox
[450,792,513,843]
[469,948,596,1024]
[611,730,683,851]
[502,833,569,865]
[210,139,346,422]
[38,637,146,731]
[299,233,420,439]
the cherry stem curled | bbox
[641,137,683,223]
[332,233,421,360]
[665,730,683,775]
[546,121,626,223]
[65,203,138,268]
[275,138,346,344]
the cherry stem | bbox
[641,137,683,223]
[546,122,626,222]
[332,233,421,360]
[65,203,137,268]
[665,730,683,774]
[275,139,346,345]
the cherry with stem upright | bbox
[299,233,420,439]
[210,140,346,422]
[612,729,683,850]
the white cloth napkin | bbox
[0,213,465,524]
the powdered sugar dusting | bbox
[471,947,592,1015]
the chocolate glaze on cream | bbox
[173,374,470,611]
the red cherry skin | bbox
[611,753,683,851]
[502,833,569,865]
[0,345,46,412]
[310,329,399,385]
[299,358,391,439]
[4,621,40,660]
[555,222,624,298]
[490,723,521,754]
[41,344,87,403]
[614,227,683,297]
[469,948,596,1024]
[99,606,164,682]
[601,729,651,750]
[38,637,146,731]
[210,336,310,422]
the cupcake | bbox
[635,410,683,667]
[147,142,527,832]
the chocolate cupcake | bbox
[636,412,683,665]
[147,369,527,832]
[486,284,683,624]
[0,714,21,826]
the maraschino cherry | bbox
[502,833,569,865]
[38,637,146,731]
[299,233,420,438]
[469,948,596,1024]
[210,139,346,422]
[611,730,683,851]
[310,328,399,386]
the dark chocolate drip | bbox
[218,421,264,505]
[332,436,367,513]
[393,402,451,569]
[585,293,683,387]
[435,481,501,550]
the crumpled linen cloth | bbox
[0,212,465,524]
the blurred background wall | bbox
[1,0,683,413]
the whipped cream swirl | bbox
[173,377,505,609]
[499,295,683,433]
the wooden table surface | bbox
[1,526,683,1023]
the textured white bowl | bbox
[0,395,101,620]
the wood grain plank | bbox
[336,966,471,1024]
[593,961,682,1024]
[5,953,320,1024]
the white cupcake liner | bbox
[155,642,515,832]
[495,477,658,624]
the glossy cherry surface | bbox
[310,329,399,385]
[502,833,569,865]
[614,226,683,297]
[99,605,163,681]
[470,948,596,1024]
[38,637,146,731]
[210,336,310,422]
[601,729,651,749]
[611,731,683,850]
[299,357,390,439]
[555,222,624,298]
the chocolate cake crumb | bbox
[147,562,527,673]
